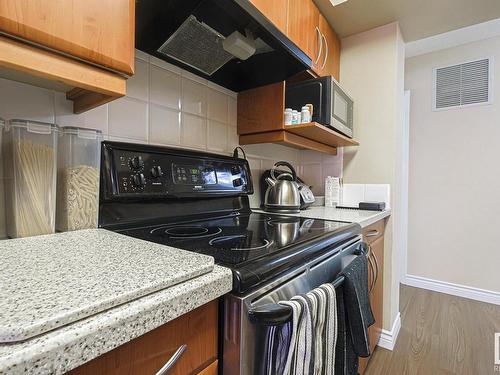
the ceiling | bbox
[314,0,500,42]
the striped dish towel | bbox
[278,284,338,375]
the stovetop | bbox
[120,212,348,266]
[99,142,362,294]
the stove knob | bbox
[131,173,146,187]
[129,156,144,170]
[233,178,244,187]
[151,165,163,178]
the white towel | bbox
[320,283,338,374]
[279,300,303,375]
[279,283,338,375]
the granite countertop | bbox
[253,206,391,227]
[0,229,233,375]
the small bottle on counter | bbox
[301,106,311,123]
[292,110,300,124]
[284,108,293,125]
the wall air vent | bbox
[433,58,492,110]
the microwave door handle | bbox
[314,27,323,65]
[321,33,328,70]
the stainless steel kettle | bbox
[264,161,301,213]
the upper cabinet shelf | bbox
[0,0,134,113]
[286,122,359,147]
[237,82,359,154]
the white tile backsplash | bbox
[207,120,227,153]
[0,78,55,123]
[228,97,237,127]
[181,113,207,149]
[181,77,207,116]
[208,88,228,123]
[340,183,391,208]
[126,58,149,101]
[54,92,108,133]
[108,97,148,140]
[0,49,345,208]
[150,65,181,109]
[149,104,181,146]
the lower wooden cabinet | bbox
[67,301,218,375]
[359,219,386,374]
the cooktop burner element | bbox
[209,235,272,251]
[151,226,222,238]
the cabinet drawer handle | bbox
[155,344,187,375]
[314,26,323,65]
[366,230,380,237]
[372,249,379,288]
[367,247,375,292]
[321,33,328,70]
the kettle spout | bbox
[265,177,276,187]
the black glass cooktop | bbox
[120,212,349,266]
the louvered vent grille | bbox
[435,58,491,109]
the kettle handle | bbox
[271,161,297,181]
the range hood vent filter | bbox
[156,15,234,76]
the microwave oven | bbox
[285,76,354,138]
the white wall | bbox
[405,35,500,293]
[340,22,406,330]
[0,50,343,222]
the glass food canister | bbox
[0,118,5,239]
[56,126,102,232]
[3,120,59,238]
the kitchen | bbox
[0,1,499,374]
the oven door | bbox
[330,79,354,138]
[222,236,363,375]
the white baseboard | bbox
[377,312,401,351]
[402,274,500,306]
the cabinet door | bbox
[67,301,218,375]
[0,0,134,75]
[250,0,288,34]
[287,0,321,67]
[369,235,384,351]
[316,15,341,80]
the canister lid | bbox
[61,126,103,140]
[8,119,58,134]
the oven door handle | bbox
[248,303,293,326]
[248,243,368,326]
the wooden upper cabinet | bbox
[250,0,289,34]
[287,0,321,67]
[317,14,341,80]
[0,0,135,75]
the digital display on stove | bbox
[173,164,217,185]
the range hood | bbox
[135,0,312,92]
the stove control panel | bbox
[100,142,253,199]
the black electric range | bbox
[99,142,361,294]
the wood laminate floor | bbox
[366,285,500,375]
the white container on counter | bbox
[56,126,103,232]
[3,120,58,238]
[0,118,5,239]
[325,176,341,208]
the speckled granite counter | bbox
[254,206,391,227]
[0,230,233,375]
